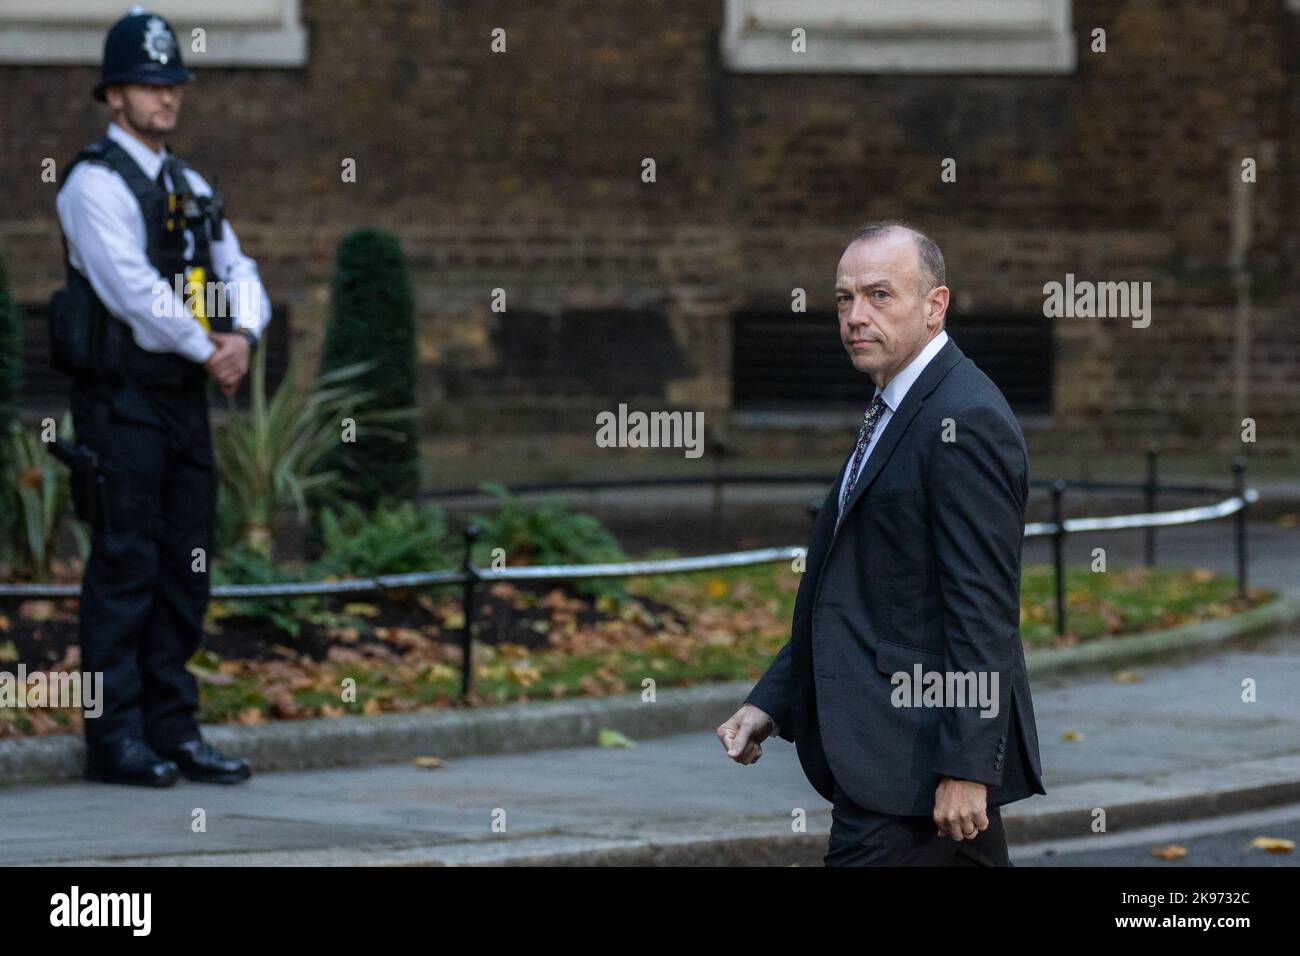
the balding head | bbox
[847,221,946,297]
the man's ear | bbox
[104,86,124,110]
[926,285,950,331]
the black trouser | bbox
[824,779,1012,867]
[69,364,216,752]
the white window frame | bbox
[0,0,307,67]
[721,0,1076,74]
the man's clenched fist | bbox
[933,777,990,841]
[717,703,773,765]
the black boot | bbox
[85,737,179,787]
[156,739,251,784]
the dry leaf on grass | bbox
[19,601,56,622]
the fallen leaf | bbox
[19,600,56,622]
[237,707,266,726]
[1248,836,1294,853]
[25,709,62,735]
[1151,844,1187,860]
[413,756,445,769]
[1062,729,1084,742]
[268,692,306,719]
[185,660,234,686]
[389,628,428,650]
[506,662,542,687]
[1112,671,1143,684]
[598,728,636,749]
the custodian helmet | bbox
[93,8,194,102]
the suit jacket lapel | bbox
[830,338,965,546]
[801,444,856,577]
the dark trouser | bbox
[69,367,216,751]
[824,780,1011,867]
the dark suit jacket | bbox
[746,337,1046,817]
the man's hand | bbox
[717,704,773,765]
[933,777,989,841]
[204,331,250,397]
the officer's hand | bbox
[204,332,249,397]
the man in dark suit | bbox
[718,221,1045,866]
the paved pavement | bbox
[2,624,1298,866]
[1016,802,1300,866]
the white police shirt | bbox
[55,121,271,365]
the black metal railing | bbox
[0,454,1259,701]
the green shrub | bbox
[211,541,324,640]
[0,245,21,552]
[0,245,19,438]
[213,341,408,558]
[317,229,420,507]
[468,483,627,598]
[314,500,457,578]
[1,415,87,578]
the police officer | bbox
[54,8,267,786]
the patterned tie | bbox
[837,394,889,524]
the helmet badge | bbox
[141,16,176,65]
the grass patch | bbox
[195,562,1275,725]
[0,562,1275,736]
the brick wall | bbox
[1,0,1296,465]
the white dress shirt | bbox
[56,122,271,365]
[836,329,949,518]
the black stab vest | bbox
[53,137,230,388]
